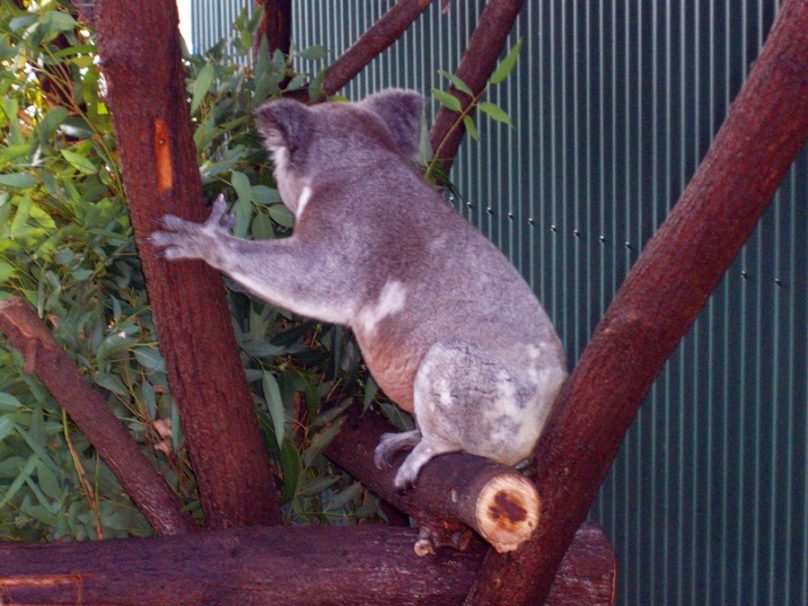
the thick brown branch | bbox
[95,0,280,528]
[254,0,292,56]
[0,523,613,605]
[326,407,539,553]
[0,526,484,605]
[428,0,524,175]
[466,1,808,603]
[0,297,191,536]
[319,0,435,98]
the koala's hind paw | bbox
[373,430,421,471]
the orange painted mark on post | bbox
[154,118,173,194]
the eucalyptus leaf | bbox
[303,415,346,466]
[478,102,513,127]
[463,115,479,141]
[61,149,97,175]
[439,70,473,96]
[191,64,215,114]
[432,88,462,112]
[299,44,328,61]
[0,173,36,188]
[263,371,285,447]
[490,38,523,85]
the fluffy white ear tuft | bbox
[254,99,312,153]
[361,89,424,160]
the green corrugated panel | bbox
[193,1,807,603]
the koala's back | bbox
[303,163,566,418]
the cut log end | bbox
[475,473,540,553]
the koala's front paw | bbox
[150,194,234,261]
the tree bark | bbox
[0,523,613,606]
[95,0,280,528]
[326,406,539,554]
[466,1,808,603]
[428,0,524,175]
[254,0,292,56]
[0,297,192,536]
[319,0,435,98]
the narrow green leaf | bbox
[251,185,281,205]
[36,460,60,500]
[0,173,35,188]
[439,70,473,96]
[263,371,285,447]
[432,88,462,112]
[0,417,13,441]
[0,454,37,508]
[303,415,346,466]
[191,64,215,114]
[269,204,295,228]
[279,440,301,501]
[299,45,327,61]
[60,149,97,175]
[478,102,513,127]
[0,392,22,412]
[231,171,252,206]
[0,261,17,284]
[324,481,363,511]
[133,347,165,372]
[300,476,339,497]
[463,115,479,141]
[490,38,523,85]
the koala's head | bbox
[255,89,423,209]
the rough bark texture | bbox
[95,0,280,528]
[319,0,435,97]
[466,1,808,603]
[0,526,485,606]
[255,0,292,55]
[326,407,539,553]
[0,297,192,536]
[0,523,613,606]
[428,0,524,174]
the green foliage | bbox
[0,2,388,541]
[425,38,523,183]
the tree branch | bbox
[466,1,808,603]
[95,0,280,528]
[0,297,192,536]
[319,0,435,98]
[254,0,292,56]
[428,0,524,175]
[325,406,539,554]
[0,523,613,605]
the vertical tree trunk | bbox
[466,0,808,603]
[254,0,292,56]
[95,0,280,528]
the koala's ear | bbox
[254,99,312,153]
[361,89,423,159]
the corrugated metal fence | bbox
[192,1,808,603]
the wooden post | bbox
[95,0,280,528]
[254,0,292,56]
[0,297,192,536]
[466,1,808,603]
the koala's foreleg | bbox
[150,195,357,325]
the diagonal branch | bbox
[465,0,808,603]
[319,0,435,98]
[428,0,524,175]
[0,297,192,536]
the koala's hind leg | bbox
[373,429,420,470]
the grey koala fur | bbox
[150,89,567,488]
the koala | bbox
[150,89,567,489]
